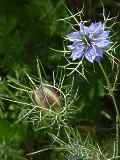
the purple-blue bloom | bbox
[67,22,110,63]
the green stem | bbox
[99,62,119,158]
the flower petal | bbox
[96,39,110,48]
[67,31,80,42]
[89,30,109,41]
[89,22,103,34]
[67,41,84,50]
[80,22,84,32]
[67,44,75,50]
[80,22,89,34]
[85,46,103,63]
[94,47,103,62]
[98,31,109,38]
[71,47,84,60]
[85,47,96,63]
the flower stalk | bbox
[99,62,119,157]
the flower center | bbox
[81,35,91,46]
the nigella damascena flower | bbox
[67,22,110,63]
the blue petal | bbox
[67,44,75,50]
[71,47,84,60]
[96,39,110,48]
[95,56,102,62]
[67,41,84,50]
[80,22,84,32]
[98,31,109,38]
[88,22,103,34]
[67,31,80,42]
[80,22,89,34]
[74,41,85,49]
[89,30,109,41]
[85,46,103,63]
[85,47,96,63]
[94,48,103,62]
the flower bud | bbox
[32,84,60,111]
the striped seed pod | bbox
[32,84,61,111]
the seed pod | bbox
[32,84,61,111]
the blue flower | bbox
[67,22,110,63]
